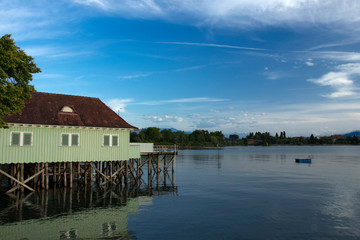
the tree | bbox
[0,34,41,128]
[229,134,239,143]
[144,127,162,143]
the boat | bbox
[295,158,312,163]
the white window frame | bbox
[10,131,33,146]
[61,133,80,147]
[103,134,119,147]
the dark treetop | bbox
[0,34,41,128]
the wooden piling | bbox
[69,162,73,188]
[0,147,176,192]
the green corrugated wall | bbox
[129,145,141,159]
[0,126,136,164]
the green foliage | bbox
[131,128,360,147]
[130,128,224,146]
[0,34,41,128]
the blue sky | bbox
[2,0,360,136]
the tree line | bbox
[229,132,360,146]
[131,128,360,146]
[131,127,225,146]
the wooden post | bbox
[41,163,45,189]
[53,164,57,185]
[125,160,129,186]
[34,164,37,187]
[110,161,113,184]
[20,164,24,192]
[119,161,123,186]
[58,162,61,185]
[84,162,88,185]
[16,163,20,190]
[45,163,49,190]
[148,156,152,188]
[77,162,80,183]
[172,153,175,173]
[64,162,67,187]
[69,162,73,188]
[157,154,160,173]
[90,162,93,187]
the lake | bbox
[1,145,360,239]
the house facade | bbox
[0,92,140,165]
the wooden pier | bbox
[0,150,177,194]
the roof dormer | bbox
[61,106,74,113]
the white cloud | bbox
[305,59,314,66]
[73,0,360,30]
[106,98,134,113]
[308,63,360,98]
[23,46,92,59]
[118,72,154,80]
[138,97,228,105]
[313,51,360,62]
[157,41,265,51]
[147,115,183,122]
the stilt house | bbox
[0,92,141,164]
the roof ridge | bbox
[34,92,99,100]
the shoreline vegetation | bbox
[131,127,360,147]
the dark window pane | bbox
[23,133,32,146]
[11,132,20,146]
[71,134,79,146]
[112,135,118,146]
[104,135,110,146]
[62,134,69,146]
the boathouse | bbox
[0,92,141,191]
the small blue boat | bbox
[295,158,312,163]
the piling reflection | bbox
[0,171,177,240]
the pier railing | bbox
[154,145,177,152]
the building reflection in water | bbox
[0,171,177,240]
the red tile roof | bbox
[4,92,137,129]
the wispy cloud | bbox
[147,115,183,123]
[24,46,92,59]
[311,51,360,62]
[106,98,134,113]
[72,0,360,30]
[156,41,265,51]
[118,72,154,80]
[138,97,229,105]
[118,64,208,80]
[305,59,315,66]
[308,63,360,98]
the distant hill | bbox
[132,127,191,134]
[343,131,360,137]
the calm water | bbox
[1,146,360,239]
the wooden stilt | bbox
[110,161,113,184]
[125,160,129,186]
[90,162,93,187]
[64,162,67,187]
[58,162,61,185]
[41,163,45,189]
[69,162,73,188]
[163,155,167,172]
[45,163,49,190]
[157,155,160,173]
[77,162,80,183]
[84,162,88,186]
[20,164,24,192]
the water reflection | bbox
[0,173,177,240]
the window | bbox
[10,132,33,146]
[61,106,74,113]
[103,134,119,147]
[61,133,79,146]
